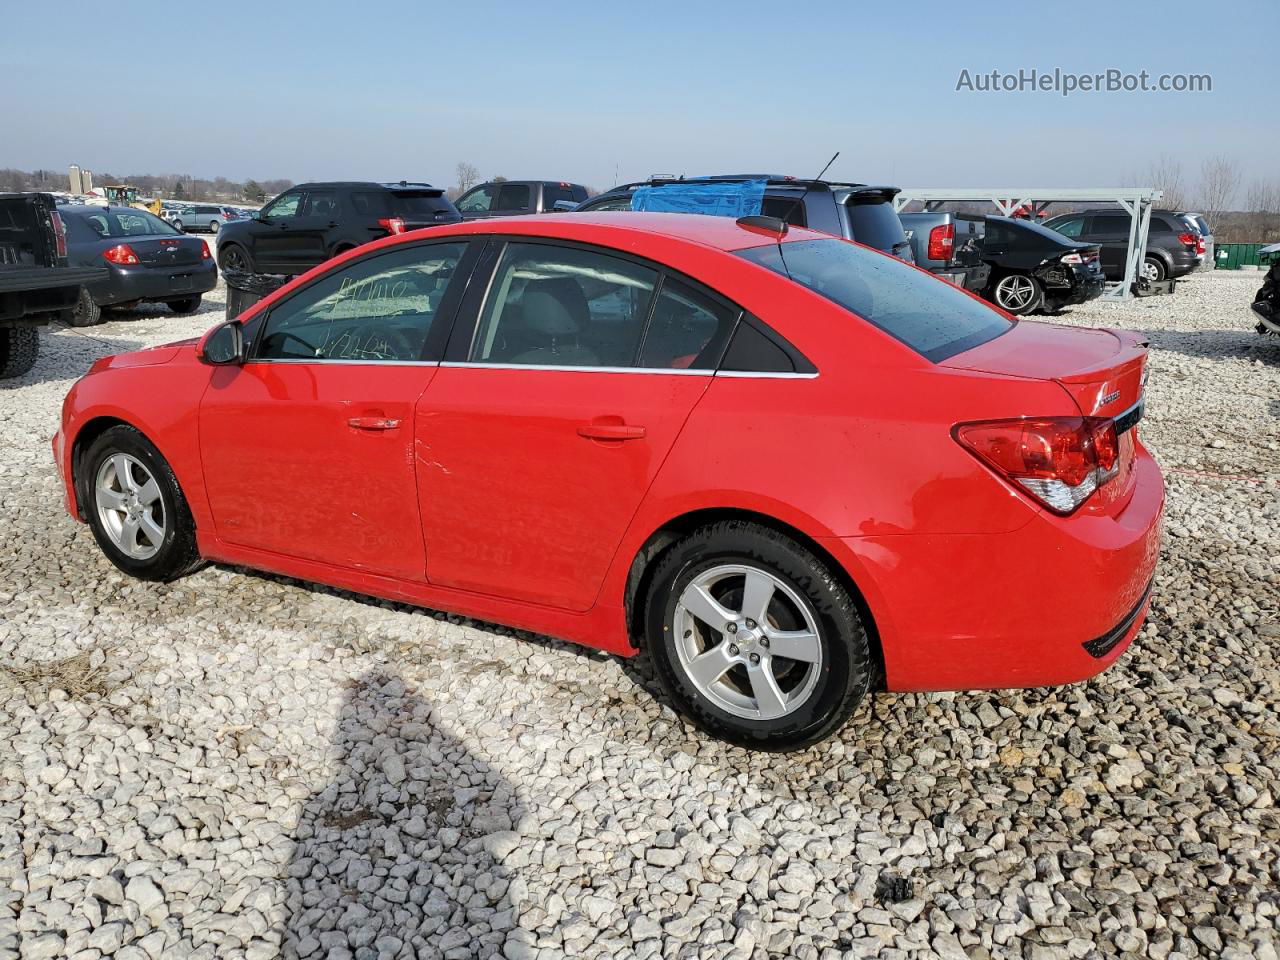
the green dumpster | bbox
[1215,243,1264,269]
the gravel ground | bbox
[1,270,1277,960]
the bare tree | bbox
[1197,155,1242,217]
[1146,155,1185,210]
[455,161,479,194]
[1244,179,1280,214]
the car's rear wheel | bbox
[166,296,202,315]
[0,326,39,380]
[69,287,102,327]
[992,272,1043,315]
[172,220,184,232]
[1142,256,1166,282]
[644,520,871,750]
[81,425,202,582]
[209,220,220,234]
[218,244,253,273]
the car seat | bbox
[508,278,599,366]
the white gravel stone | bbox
[0,272,1276,959]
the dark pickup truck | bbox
[1,193,106,379]
[898,211,990,293]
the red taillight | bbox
[103,244,140,266]
[377,217,406,235]
[954,416,1120,514]
[50,211,68,259]
[1196,236,1206,254]
[927,223,955,262]
[201,241,211,260]
[1178,232,1197,248]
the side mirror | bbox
[198,321,244,365]
[551,200,578,212]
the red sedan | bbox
[54,213,1163,749]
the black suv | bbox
[575,175,915,262]
[456,180,589,219]
[1042,208,1203,282]
[216,182,461,275]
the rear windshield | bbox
[737,238,1011,362]
[69,209,179,239]
[844,199,909,254]
[391,190,457,218]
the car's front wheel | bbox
[218,243,253,273]
[81,425,202,581]
[644,521,871,750]
[991,272,1044,315]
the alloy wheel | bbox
[995,275,1037,311]
[95,453,165,560]
[673,564,823,721]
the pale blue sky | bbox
[3,0,1274,198]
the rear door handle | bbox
[348,416,401,431]
[578,422,646,441]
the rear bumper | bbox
[825,449,1164,691]
[91,260,217,305]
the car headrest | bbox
[522,290,579,336]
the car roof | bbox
[286,181,437,191]
[367,211,832,254]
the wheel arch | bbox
[622,506,886,689]
[70,415,190,524]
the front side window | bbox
[256,243,467,362]
[495,183,532,211]
[263,192,303,220]
[470,242,657,368]
[457,185,495,213]
[737,238,1011,362]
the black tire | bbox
[80,425,203,582]
[209,220,220,234]
[990,272,1044,315]
[172,220,184,232]
[69,287,102,327]
[643,520,871,751]
[1143,256,1167,282]
[166,296,202,315]
[0,326,40,380]
[218,243,253,273]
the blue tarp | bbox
[630,179,766,218]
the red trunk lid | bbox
[943,320,1150,513]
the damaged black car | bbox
[977,216,1106,315]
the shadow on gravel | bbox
[282,671,531,959]
[1135,326,1280,366]
[1,325,145,388]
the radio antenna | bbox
[775,151,839,279]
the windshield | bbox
[736,238,1012,362]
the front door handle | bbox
[578,421,646,441]
[348,416,401,431]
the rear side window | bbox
[303,191,338,217]
[737,238,1011,362]
[1093,214,1131,233]
[761,196,807,227]
[495,184,532,212]
[542,184,578,209]
[352,192,390,216]
[721,321,800,373]
[845,199,908,252]
[470,242,657,367]
[73,210,177,238]
[638,277,738,370]
[391,190,456,218]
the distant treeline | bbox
[0,168,294,204]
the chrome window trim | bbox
[243,359,440,367]
[436,361,817,379]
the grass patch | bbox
[0,648,117,700]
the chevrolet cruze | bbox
[55,213,1163,749]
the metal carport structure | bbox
[891,188,1164,301]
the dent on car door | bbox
[198,240,474,580]
[415,239,739,611]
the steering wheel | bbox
[347,321,419,361]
